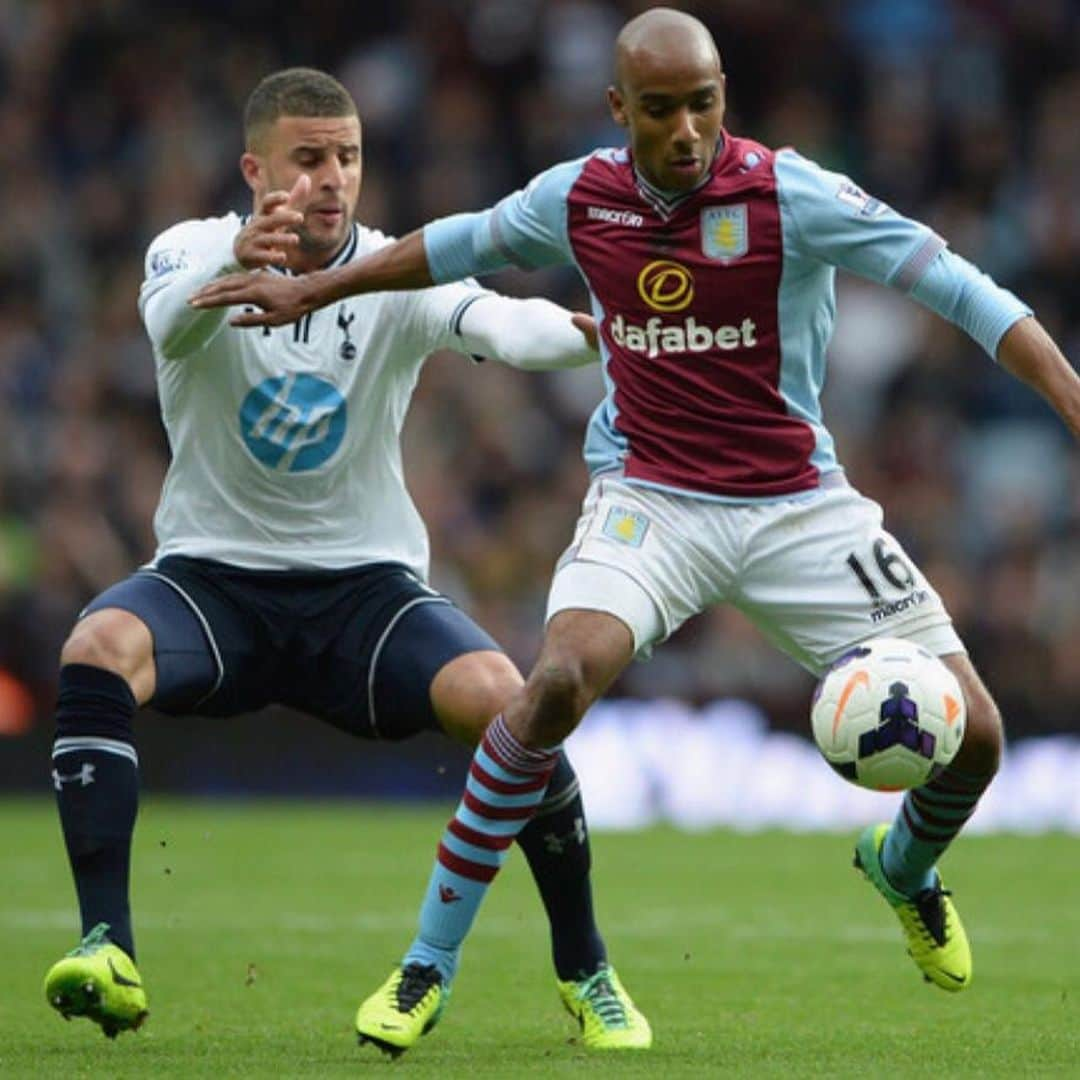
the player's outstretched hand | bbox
[571,312,599,350]
[233,174,308,270]
[189,173,317,327]
[189,272,316,327]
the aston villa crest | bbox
[701,204,749,263]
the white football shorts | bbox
[546,473,964,676]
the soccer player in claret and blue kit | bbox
[42,66,652,1053]
[192,9,1080,1052]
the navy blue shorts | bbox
[82,556,502,740]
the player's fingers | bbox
[286,173,311,208]
[189,275,254,307]
[259,189,291,214]
[244,232,298,258]
[260,207,304,230]
[260,226,301,246]
[228,309,277,327]
[243,249,287,268]
[571,312,599,349]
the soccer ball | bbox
[810,637,966,791]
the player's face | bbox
[609,58,725,193]
[248,115,362,265]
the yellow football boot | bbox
[855,823,972,991]
[355,962,447,1057]
[44,923,148,1038]
[557,964,652,1049]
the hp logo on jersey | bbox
[239,373,347,472]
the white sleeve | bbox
[456,294,597,370]
[138,216,244,360]
[399,277,597,370]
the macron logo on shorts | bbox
[601,506,649,548]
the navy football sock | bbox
[517,752,607,980]
[52,664,139,959]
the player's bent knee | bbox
[60,609,156,703]
[519,654,599,746]
[942,654,1003,776]
[431,650,522,745]
[958,692,1003,776]
[530,657,589,713]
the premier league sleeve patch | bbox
[601,506,650,548]
[149,248,192,279]
[835,182,887,218]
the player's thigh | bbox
[548,474,730,656]
[61,607,156,703]
[312,589,511,742]
[77,565,265,716]
[72,572,220,712]
[734,486,963,676]
[373,600,512,742]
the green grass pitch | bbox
[2,797,1078,1077]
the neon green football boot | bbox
[557,964,652,1049]
[855,823,972,992]
[44,923,149,1038]
[355,962,448,1057]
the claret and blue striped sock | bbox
[881,765,992,896]
[404,715,559,984]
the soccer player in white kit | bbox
[191,11,1080,1053]
[42,68,651,1053]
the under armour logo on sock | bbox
[52,763,96,790]
[438,883,462,904]
[543,816,586,855]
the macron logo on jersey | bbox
[587,206,645,228]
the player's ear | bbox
[240,152,264,196]
[607,85,629,128]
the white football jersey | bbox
[139,213,493,576]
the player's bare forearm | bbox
[321,229,434,301]
[188,229,434,327]
[996,316,1080,439]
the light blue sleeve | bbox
[910,250,1031,358]
[776,149,947,289]
[776,149,1030,358]
[423,155,591,284]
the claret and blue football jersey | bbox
[424,132,1030,501]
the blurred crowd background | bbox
[1,0,1078,789]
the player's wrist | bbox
[306,267,347,306]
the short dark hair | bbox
[244,67,356,149]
